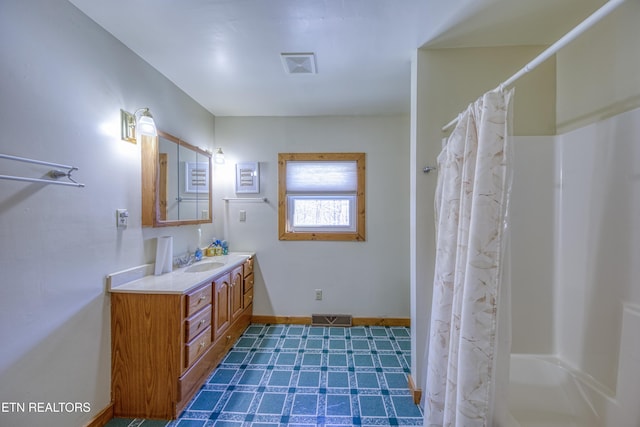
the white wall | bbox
[0,1,215,426]
[213,116,410,318]
[556,0,640,133]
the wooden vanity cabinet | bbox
[230,265,244,321]
[110,257,254,420]
[243,257,254,307]
[213,273,230,339]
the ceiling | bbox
[68,0,606,117]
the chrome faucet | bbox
[174,252,196,268]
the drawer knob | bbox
[200,341,206,348]
[200,319,206,325]
[198,295,206,302]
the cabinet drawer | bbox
[185,326,211,368]
[185,305,212,343]
[243,257,254,277]
[185,284,212,317]
[244,273,254,292]
[243,288,254,308]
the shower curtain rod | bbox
[441,0,628,132]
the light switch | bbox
[239,210,247,222]
[116,209,128,228]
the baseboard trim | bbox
[352,317,410,327]
[407,374,422,405]
[84,402,113,427]
[252,315,312,324]
[251,315,410,327]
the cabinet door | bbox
[230,265,244,321]
[213,273,231,340]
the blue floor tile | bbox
[268,370,292,386]
[305,339,323,349]
[329,328,345,336]
[190,390,223,410]
[250,352,272,364]
[327,371,349,388]
[359,395,387,417]
[356,372,379,389]
[292,394,318,415]
[282,338,301,348]
[329,339,346,350]
[301,353,321,366]
[392,396,423,418]
[370,328,389,337]
[328,353,347,367]
[297,370,320,387]
[212,421,241,427]
[245,326,264,335]
[350,327,367,336]
[379,354,401,368]
[374,340,394,350]
[354,354,374,367]
[224,351,248,363]
[275,352,297,365]
[176,420,206,427]
[258,337,279,348]
[326,394,351,416]
[308,327,325,336]
[257,392,286,414]
[238,369,264,385]
[209,368,237,384]
[397,340,411,351]
[106,324,422,427]
[352,339,370,350]
[391,328,410,338]
[223,391,254,412]
[266,325,285,335]
[384,372,409,389]
[235,337,257,347]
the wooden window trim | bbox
[278,152,366,241]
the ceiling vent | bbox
[281,52,316,74]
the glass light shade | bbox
[214,148,225,164]
[137,110,157,136]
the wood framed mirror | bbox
[141,131,212,227]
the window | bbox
[278,153,366,241]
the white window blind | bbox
[286,161,357,193]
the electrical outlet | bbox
[315,289,323,300]
[116,209,128,228]
[239,210,247,222]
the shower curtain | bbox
[424,89,514,427]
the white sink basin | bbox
[184,262,225,273]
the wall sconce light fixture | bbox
[214,148,225,164]
[120,108,157,143]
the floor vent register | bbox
[311,314,353,327]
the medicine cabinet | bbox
[141,131,212,227]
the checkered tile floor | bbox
[106,324,422,427]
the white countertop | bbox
[107,252,254,294]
